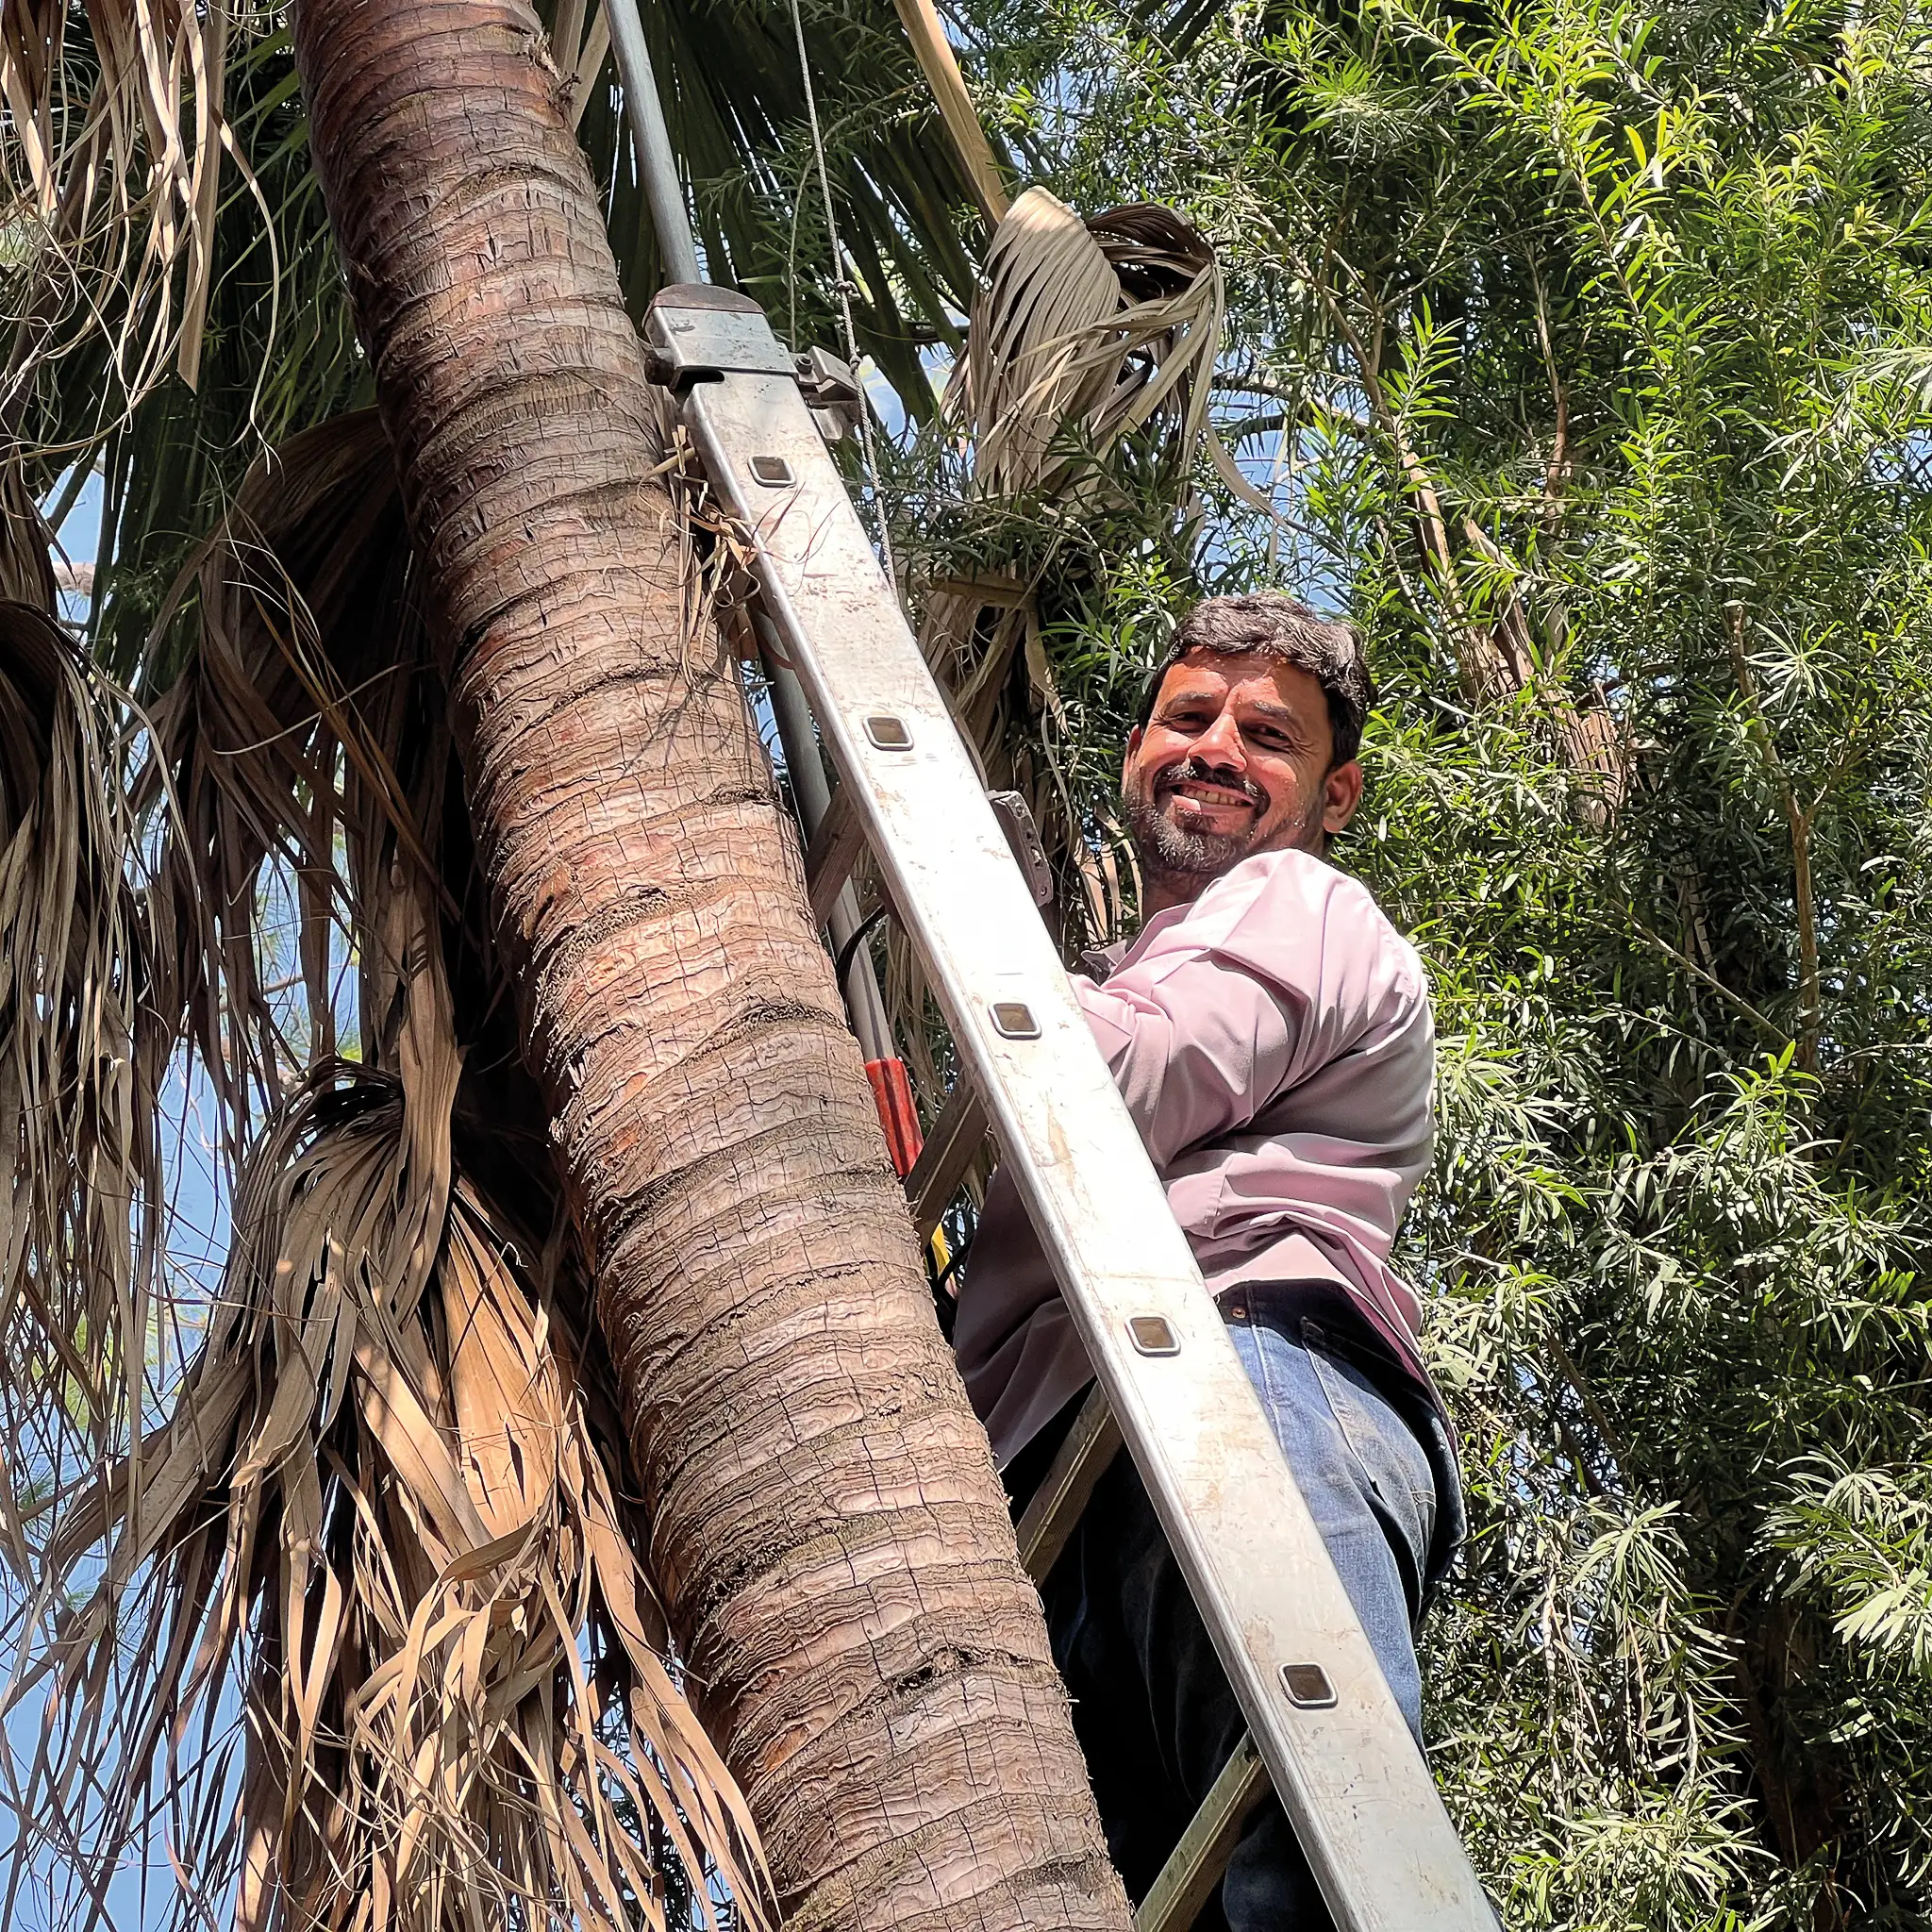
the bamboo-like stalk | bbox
[889,0,1010,224]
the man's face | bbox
[1121,650,1364,909]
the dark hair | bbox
[1136,594,1373,765]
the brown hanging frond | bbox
[1,1,238,425]
[0,597,163,1577]
[922,192,1233,915]
[946,187,1224,503]
[0,472,58,610]
[0,408,776,1929]
[7,1028,772,1932]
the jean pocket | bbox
[1301,1324,1438,1557]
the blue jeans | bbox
[1036,1298,1455,1929]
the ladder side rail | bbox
[654,292,1495,1932]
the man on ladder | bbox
[953,592,1463,1928]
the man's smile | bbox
[1155,761,1267,827]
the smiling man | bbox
[952,593,1460,1929]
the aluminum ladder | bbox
[643,282,1498,1932]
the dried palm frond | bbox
[0,472,57,609]
[1,0,238,430]
[881,194,1238,1104]
[946,188,1224,502]
[0,597,162,1573]
[4,405,774,1927]
[8,1019,771,1932]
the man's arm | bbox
[1071,848,1421,1169]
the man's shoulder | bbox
[1210,849,1423,971]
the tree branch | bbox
[1725,603,1820,1073]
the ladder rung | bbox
[904,1082,988,1239]
[805,782,864,925]
[1014,1381,1121,1582]
[1135,1733,1271,1932]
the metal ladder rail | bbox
[645,282,1497,1932]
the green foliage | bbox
[934,0,1932,1920]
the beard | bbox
[1123,757,1322,888]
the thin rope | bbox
[787,0,899,590]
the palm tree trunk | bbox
[291,4,1128,1926]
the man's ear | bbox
[1123,723,1143,787]
[1322,758,1364,836]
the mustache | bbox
[1154,758,1266,808]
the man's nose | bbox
[1191,707,1247,770]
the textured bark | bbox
[291,4,1129,1927]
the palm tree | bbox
[0,2,1135,1926]
[289,3,1123,1924]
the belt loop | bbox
[1301,1316,1326,1350]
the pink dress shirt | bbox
[953,845,1437,1467]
